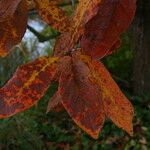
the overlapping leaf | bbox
[81,0,136,58]
[34,0,71,33]
[0,56,58,118]
[0,49,134,138]
[47,91,64,113]
[44,52,134,139]
[0,0,136,140]
[59,54,105,139]
[54,0,102,56]
[80,54,134,136]
[0,0,28,57]
[71,0,102,42]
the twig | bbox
[27,25,60,42]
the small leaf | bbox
[35,0,71,33]
[80,54,134,136]
[47,91,64,113]
[59,54,105,139]
[0,0,28,57]
[81,0,136,58]
[0,57,58,118]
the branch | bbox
[28,0,79,16]
[27,25,60,42]
[27,0,79,41]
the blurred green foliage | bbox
[0,32,150,150]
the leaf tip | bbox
[73,119,101,140]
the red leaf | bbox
[47,91,64,113]
[0,0,28,57]
[54,0,102,56]
[80,54,134,135]
[81,0,136,59]
[0,57,58,118]
[59,54,105,139]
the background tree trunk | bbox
[133,0,150,95]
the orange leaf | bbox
[81,0,136,59]
[80,54,134,136]
[0,57,58,118]
[59,54,105,139]
[0,0,28,57]
[54,0,102,56]
[71,0,102,42]
[35,0,71,33]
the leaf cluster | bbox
[0,0,136,139]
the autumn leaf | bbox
[0,48,134,139]
[46,56,74,113]
[57,54,104,139]
[0,0,22,20]
[34,0,71,33]
[0,0,28,57]
[47,91,64,113]
[0,0,135,140]
[0,56,58,118]
[81,0,136,59]
[80,54,134,136]
[54,0,102,56]
[71,0,102,42]
[34,50,134,139]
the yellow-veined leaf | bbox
[80,54,134,136]
[34,0,71,33]
[0,56,59,118]
[54,0,102,56]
